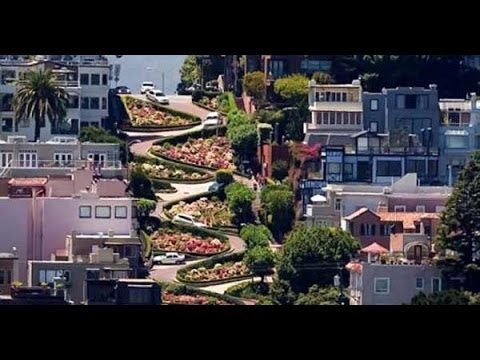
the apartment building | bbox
[347,261,443,305]
[0,135,124,179]
[0,169,137,283]
[303,173,450,226]
[0,55,111,141]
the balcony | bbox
[1,159,122,170]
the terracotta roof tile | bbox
[378,212,439,230]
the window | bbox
[365,224,375,236]
[370,121,378,132]
[1,118,13,132]
[81,97,89,109]
[432,277,442,293]
[90,97,99,110]
[336,112,342,125]
[376,160,402,177]
[329,111,335,125]
[396,95,405,109]
[394,205,406,212]
[322,112,329,125]
[86,268,100,280]
[91,74,100,85]
[39,269,67,284]
[416,205,426,213]
[79,206,92,218]
[128,287,152,304]
[95,206,111,219]
[341,93,347,102]
[102,74,108,85]
[0,152,13,168]
[125,245,137,257]
[370,99,379,111]
[405,95,416,109]
[81,121,90,128]
[54,153,73,165]
[18,152,37,168]
[446,135,468,149]
[417,95,429,109]
[343,163,353,175]
[132,206,137,219]
[380,224,391,236]
[374,277,390,294]
[416,277,424,290]
[335,198,342,212]
[269,59,287,79]
[115,206,127,219]
[328,163,341,174]
[0,270,12,285]
[80,73,89,85]
[355,112,361,125]
[102,97,107,110]
[360,224,365,236]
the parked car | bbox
[116,86,131,94]
[208,181,225,193]
[205,80,219,92]
[140,81,155,94]
[146,89,169,105]
[172,213,207,228]
[153,252,185,265]
[203,112,222,127]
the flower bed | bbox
[151,136,235,170]
[183,261,249,282]
[165,197,232,227]
[141,162,210,182]
[160,282,243,305]
[198,96,219,110]
[151,228,229,255]
[122,96,198,128]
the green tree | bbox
[136,198,157,229]
[227,123,258,163]
[294,285,340,305]
[225,182,255,225]
[276,224,360,295]
[240,224,273,249]
[79,126,128,164]
[437,151,480,291]
[215,169,234,185]
[261,185,295,242]
[180,55,200,87]
[243,71,266,101]
[13,70,69,142]
[273,74,309,104]
[410,290,474,305]
[244,246,275,283]
[312,71,334,84]
[272,160,289,181]
[129,166,156,200]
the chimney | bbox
[471,93,477,111]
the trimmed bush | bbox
[192,90,220,102]
[225,281,272,302]
[216,169,234,185]
[218,92,238,113]
[151,179,174,190]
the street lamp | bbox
[126,139,142,180]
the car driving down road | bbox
[153,252,186,265]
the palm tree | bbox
[13,70,69,142]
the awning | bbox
[361,242,389,254]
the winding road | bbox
[125,94,249,293]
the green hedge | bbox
[121,95,202,129]
[134,154,215,184]
[151,178,174,190]
[219,92,238,113]
[192,90,220,102]
[176,251,250,286]
[158,281,245,305]
[162,191,213,212]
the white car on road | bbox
[146,89,169,105]
[172,213,207,228]
[140,81,155,94]
[153,252,185,265]
[203,112,222,127]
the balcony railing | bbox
[55,80,80,88]
[356,146,439,156]
[0,159,123,170]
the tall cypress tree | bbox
[438,151,480,291]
